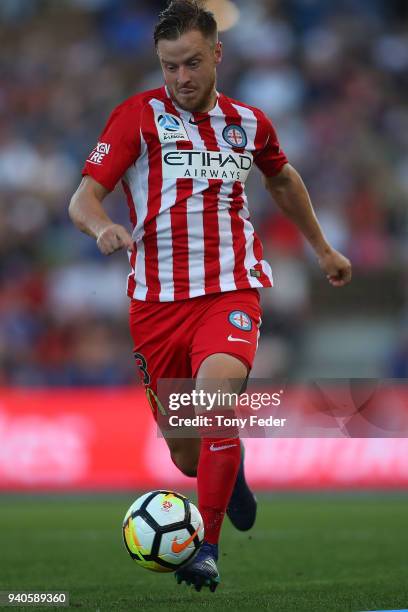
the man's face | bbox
[157,29,222,113]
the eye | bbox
[166,65,177,72]
[189,60,200,68]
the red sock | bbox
[197,437,241,545]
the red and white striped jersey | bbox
[82,86,288,301]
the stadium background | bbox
[1,0,408,490]
[2,3,408,611]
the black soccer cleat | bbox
[226,441,257,531]
[175,542,220,592]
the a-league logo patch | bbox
[158,113,182,132]
[155,112,189,143]
[222,124,247,148]
[228,310,252,331]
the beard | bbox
[172,74,217,113]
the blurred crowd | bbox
[1,0,408,385]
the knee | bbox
[170,450,198,477]
[196,353,248,388]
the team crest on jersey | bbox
[228,310,252,331]
[222,124,247,148]
[155,112,189,143]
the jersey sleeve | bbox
[253,110,288,177]
[82,102,141,192]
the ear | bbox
[214,41,223,65]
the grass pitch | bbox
[0,493,407,612]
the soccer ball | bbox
[122,490,204,572]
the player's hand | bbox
[96,223,134,255]
[317,247,352,287]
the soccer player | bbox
[69,0,352,592]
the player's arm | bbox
[69,176,133,255]
[264,163,352,287]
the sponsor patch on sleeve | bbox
[87,142,111,165]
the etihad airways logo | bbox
[162,149,253,181]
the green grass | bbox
[0,493,407,612]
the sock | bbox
[197,437,241,545]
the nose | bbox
[177,65,191,86]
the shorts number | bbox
[133,351,151,385]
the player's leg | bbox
[197,358,257,532]
[175,351,246,591]
[165,437,200,477]
[195,353,246,545]
[192,290,261,533]
[175,289,261,591]
[129,298,200,480]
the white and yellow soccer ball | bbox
[122,490,204,572]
